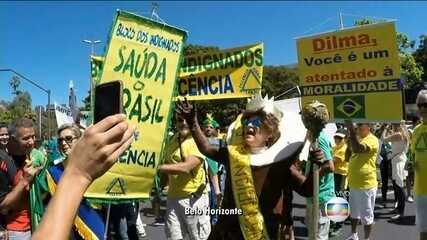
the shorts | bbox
[416,195,427,232]
[349,187,377,225]
[165,193,211,240]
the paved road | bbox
[139,189,417,240]
[292,191,417,240]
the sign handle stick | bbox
[104,204,111,240]
[311,140,320,240]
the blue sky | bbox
[1,1,426,108]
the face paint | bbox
[242,116,262,129]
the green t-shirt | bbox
[305,131,335,204]
[206,157,219,175]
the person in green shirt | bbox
[201,114,223,226]
[304,130,335,240]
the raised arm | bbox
[175,99,219,159]
[32,114,135,240]
[383,132,403,143]
[345,120,371,154]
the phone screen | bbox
[94,81,123,124]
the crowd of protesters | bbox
[0,90,427,240]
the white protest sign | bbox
[54,103,74,127]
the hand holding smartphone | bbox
[94,81,124,124]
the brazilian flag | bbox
[334,95,365,119]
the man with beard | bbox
[0,118,42,239]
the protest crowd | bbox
[1,7,427,240]
[0,90,426,240]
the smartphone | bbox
[94,80,123,124]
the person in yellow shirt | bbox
[329,128,348,236]
[345,121,379,240]
[333,128,348,193]
[158,118,211,240]
[412,90,427,240]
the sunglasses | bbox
[242,117,262,128]
[417,103,427,108]
[57,136,77,144]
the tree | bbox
[0,91,35,124]
[183,44,219,56]
[0,101,12,124]
[413,35,427,83]
[9,76,22,95]
[354,18,424,88]
[8,91,35,120]
[262,65,299,99]
[0,76,36,124]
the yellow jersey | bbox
[333,142,348,176]
[411,123,427,195]
[348,133,379,190]
[166,136,206,198]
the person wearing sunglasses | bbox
[411,90,427,240]
[40,123,105,240]
[176,95,320,240]
[57,124,81,161]
[32,114,135,240]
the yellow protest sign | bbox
[91,55,104,87]
[179,43,263,100]
[297,22,403,122]
[89,55,104,121]
[84,10,187,200]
